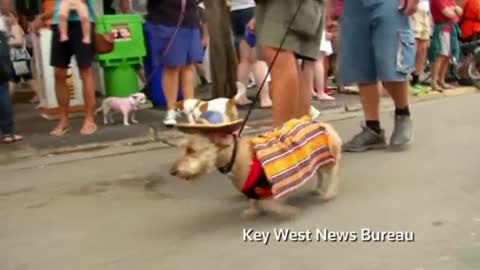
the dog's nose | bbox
[169,167,178,176]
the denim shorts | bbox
[144,22,204,68]
[339,0,416,84]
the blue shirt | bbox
[52,0,95,25]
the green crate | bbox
[95,15,146,97]
[96,14,146,65]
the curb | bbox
[3,87,478,165]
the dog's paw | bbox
[317,190,338,202]
[241,208,261,219]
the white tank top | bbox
[230,0,255,11]
[418,0,430,12]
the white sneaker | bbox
[163,110,177,127]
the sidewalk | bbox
[3,85,478,162]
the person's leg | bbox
[249,45,272,108]
[431,55,444,91]
[70,21,96,134]
[302,60,316,98]
[163,66,181,110]
[8,81,17,97]
[50,23,74,136]
[78,66,96,133]
[236,40,253,105]
[58,0,71,42]
[314,53,334,100]
[373,0,415,150]
[262,47,300,127]
[439,56,452,88]
[339,1,388,152]
[0,81,22,141]
[194,62,208,85]
[296,60,312,118]
[180,64,195,99]
[76,0,91,44]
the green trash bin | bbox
[96,14,146,97]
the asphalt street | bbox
[1,93,479,270]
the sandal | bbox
[80,123,98,135]
[50,126,72,137]
[2,134,23,143]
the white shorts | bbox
[319,31,333,56]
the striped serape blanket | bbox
[250,116,336,199]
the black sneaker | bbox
[390,115,414,151]
[343,126,387,153]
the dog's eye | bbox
[186,147,195,155]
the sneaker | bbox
[410,84,431,95]
[390,115,414,151]
[163,110,177,127]
[343,125,387,152]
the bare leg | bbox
[358,83,381,121]
[302,60,316,98]
[78,66,97,135]
[163,66,181,110]
[439,56,452,88]
[383,81,409,109]
[314,53,334,100]
[414,39,428,77]
[58,0,71,42]
[263,47,297,127]
[296,62,312,118]
[50,68,71,136]
[432,55,448,91]
[180,63,195,100]
[76,1,91,44]
[236,40,253,105]
[8,82,17,97]
[252,60,272,108]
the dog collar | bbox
[217,134,238,175]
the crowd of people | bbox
[1,0,479,152]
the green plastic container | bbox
[96,14,146,97]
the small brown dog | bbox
[170,121,342,219]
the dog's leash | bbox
[140,0,187,92]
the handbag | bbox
[10,34,31,76]
[0,32,12,81]
[95,31,115,54]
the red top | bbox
[430,0,460,32]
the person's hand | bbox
[325,32,333,41]
[32,15,44,35]
[247,18,255,32]
[398,0,418,16]
[455,6,463,16]
[202,36,209,48]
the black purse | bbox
[0,32,13,82]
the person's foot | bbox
[60,34,69,42]
[317,92,335,101]
[80,121,97,135]
[247,80,256,89]
[431,82,444,93]
[82,37,91,45]
[235,94,252,106]
[50,121,71,137]
[163,110,177,127]
[343,125,387,153]
[260,98,272,108]
[438,81,454,89]
[390,115,414,151]
[2,134,23,143]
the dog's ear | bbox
[176,101,185,111]
[199,102,208,113]
[208,133,234,148]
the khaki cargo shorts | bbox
[255,0,325,60]
[412,9,432,41]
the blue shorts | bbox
[144,22,204,68]
[339,0,416,84]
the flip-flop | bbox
[80,123,98,135]
[50,126,72,137]
[2,134,23,144]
